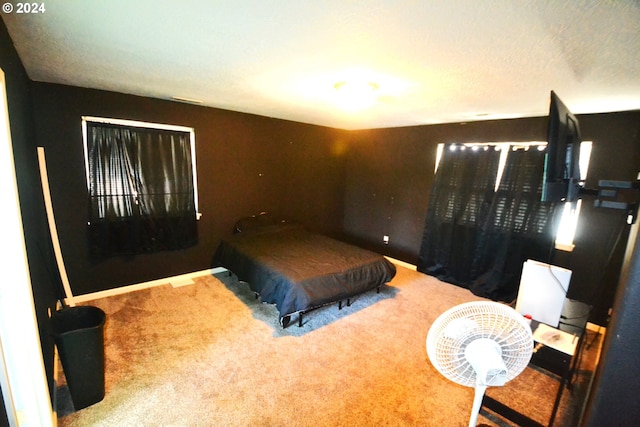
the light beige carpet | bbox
[57,265,600,426]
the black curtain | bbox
[417,145,559,302]
[86,123,197,258]
[469,148,559,301]
[417,145,500,285]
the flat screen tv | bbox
[541,91,582,203]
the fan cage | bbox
[426,301,533,388]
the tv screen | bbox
[541,91,582,203]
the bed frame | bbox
[213,214,396,327]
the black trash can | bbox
[51,306,106,410]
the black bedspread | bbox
[212,224,396,321]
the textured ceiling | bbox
[3,0,640,130]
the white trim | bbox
[555,242,576,252]
[52,347,60,426]
[384,256,417,271]
[81,116,201,218]
[171,96,203,104]
[586,322,604,334]
[81,119,89,190]
[189,127,200,218]
[170,278,196,288]
[68,268,228,304]
[0,68,54,426]
[81,116,193,133]
[37,147,74,304]
[71,257,416,303]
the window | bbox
[420,142,555,301]
[434,141,592,251]
[82,117,200,257]
[555,141,592,251]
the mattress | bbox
[212,223,396,324]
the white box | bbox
[515,259,572,327]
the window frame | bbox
[554,141,592,251]
[434,141,592,251]
[81,116,200,219]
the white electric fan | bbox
[426,301,533,427]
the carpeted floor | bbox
[56,265,601,426]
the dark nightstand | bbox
[482,299,591,427]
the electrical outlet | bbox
[383,235,390,244]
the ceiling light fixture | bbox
[333,79,379,111]
[334,80,379,95]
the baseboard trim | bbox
[52,348,60,427]
[586,322,605,334]
[66,267,228,304]
[384,256,417,271]
[383,258,606,336]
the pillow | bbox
[233,212,277,234]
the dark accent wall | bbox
[344,114,640,325]
[0,18,60,406]
[582,223,640,425]
[568,112,640,324]
[344,117,549,259]
[30,83,349,295]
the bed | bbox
[212,213,397,327]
